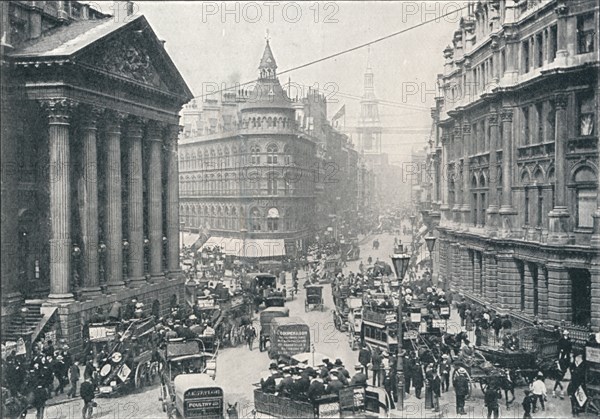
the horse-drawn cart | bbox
[305,285,324,312]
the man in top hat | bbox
[440,354,452,392]
[558,329,572,362]
[322,358,334,371]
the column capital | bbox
[79,105,104,130]
[500,108,513,122]
[453,124,462,136]
[146,120,166,141]
[104,110,128,133]
[488,112,499,126]
[125,116,145,138]
[39,98,78,124]
[462,123,471,133]
[555,93,568,110]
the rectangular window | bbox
[522,40,530,73]
[536,32,544,67]
[546,101,556,142]
[522,106,530,145]
[524,188,530,225]
[577,13,595,54]
[578,92,595,136]
[577,189,595,228]
[536,103,544,143]
[537,188,543,227]
[549,25,557,63]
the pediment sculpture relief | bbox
[84,36,163,88]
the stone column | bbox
[554,2,569,65]
[126,117,146,287]
[459,245,469,292]
[104,112,126,292]
[166,124,182,276]
[591,84,600,247]
[499,108,516,234]
[440,133,451,224]
[452,124,462,225]
[487,111,500,231]
[40,98,76,301]
[484,252,498,302]
[448,243,458,291]
[79,106,103,298]
[438,238,447,286]
[496,252,519,310]
[461,123,472,228]
[524,263,535,316]
[147,121,165,280]
[548,93,570,245]
[473,251,481,296]
[537,264,549,319]
[546,262,571,324]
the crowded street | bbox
[21,228,585,418]
[2,1,599,419]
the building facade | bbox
[179,41,317,258]
[1,1,193,350]
[430,0,599,334]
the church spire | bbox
[259,35,277,79]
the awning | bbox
[200,236,231,250]
[180,233,200,248]
[200,237,286,258]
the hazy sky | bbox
[106,1,468,162]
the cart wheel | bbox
[135,363,146,389]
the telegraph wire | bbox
[194,3,469,100]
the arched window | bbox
[267,144,278,164]
[573,166,597,228]
[267,207,279,231]
[267,173,278,195]
[224,147,230,168]
[250,207,261,231]
[251,145,261,165]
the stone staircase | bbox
[2,301,44,342]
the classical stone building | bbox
[179,41,317,258]
[1,1,193,350]
[430,0,599,335]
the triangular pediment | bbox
[74,16,192,100]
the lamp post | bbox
[424,235,437,281]
[240,229,248,261]
[391,244,411,411]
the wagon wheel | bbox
[147,362,159,385]
[135,362,147,389]
[160,382,169,412]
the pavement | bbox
[26,227,588,418]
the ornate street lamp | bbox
[122,240,130,278]
[391,244,411,411]
[20,306,30,336]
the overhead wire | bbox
[194,3,469,100]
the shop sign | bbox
[585,346,600,364]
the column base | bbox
[128,276,148,288]
[79,287,102,300]
[547,207,572,245]
[150,274,165,282]
[486,206,499,233]
[460,207,471,230]
[498,206,516,237]
[46,293,75,304]
[168,270,183,280]
[105,283,126,294]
